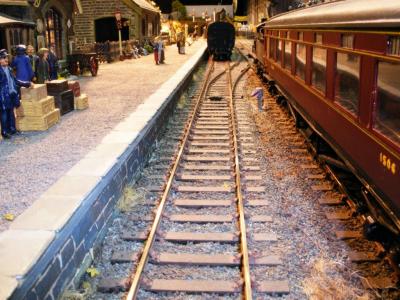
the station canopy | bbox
[0,0,28,5]
[131,0,160,13]
[0,14,34,25]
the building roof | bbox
[266,0,400,29]
[132,0,160,13]
[0,0,28,5]
[0,14,34,26]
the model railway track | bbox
[124,59,251,298]
[123,58,254,298]
[92,54,290,299]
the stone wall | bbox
[73,0,140,46]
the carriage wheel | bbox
[89,57,99,76]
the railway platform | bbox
[0,41,207,300]
[0,40,206,234]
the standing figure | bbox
[48,44,58,80]
[11,45,34,82]
[27,45,38,82]
[251,87,265,112]
[0,49,32,139]
[158,39,165,64]
[176,32,185,54]
[153,38,159,65]
[36,48,50,84]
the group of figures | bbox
[124,43,147,59]
[0,44,59,139]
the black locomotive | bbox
[207,21,235,61]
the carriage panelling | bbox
[265,59,400,207]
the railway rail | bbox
[89,53,290,299]
[122,56,287,298]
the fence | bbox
[74,39,155,63]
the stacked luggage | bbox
[46,79,74,115]
[16,84,60,131]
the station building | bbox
[0,0,160,59]
[73,0,161,47]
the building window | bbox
[284,40,291,71]
[296,43,306,81]
[374,61,400,145]
[388,36,400,56]
[46,8,63,58]
[335,52,360,115]
[277,40,282,63]
[341,34,354,49]
[312,47,327,94]
[8,28,23,48]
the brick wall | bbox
[73,0,140,46]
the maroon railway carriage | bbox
[255,0,400,237]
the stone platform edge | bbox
[0,43,208,300]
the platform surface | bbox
[0,40,206,233]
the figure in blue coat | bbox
[11,44,34,82]
[0,49,33,139]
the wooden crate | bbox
[74,93,89,110]
[16,96,55,117]
[46,79,69,96]
[17,109,60,131]
[20,84,47,101]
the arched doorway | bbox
[95,17,129,43]
[45,8,63,58]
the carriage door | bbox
[46,8,63,58]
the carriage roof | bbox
[265,0,400,29]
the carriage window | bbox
[312,47,327,94]
[335,52,360,115]
[341,34,354,49]
[277,40,282,63]
[388,36,400,56]
[269,38,275,60]
[315,33,323,44]
[298,32,303,41]
[296,43,306,81]
[374,61,400,145]
[284,41,291,70]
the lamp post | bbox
[115,8,123,60]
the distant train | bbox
[207,21,235,61]
[252,0,400,247]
